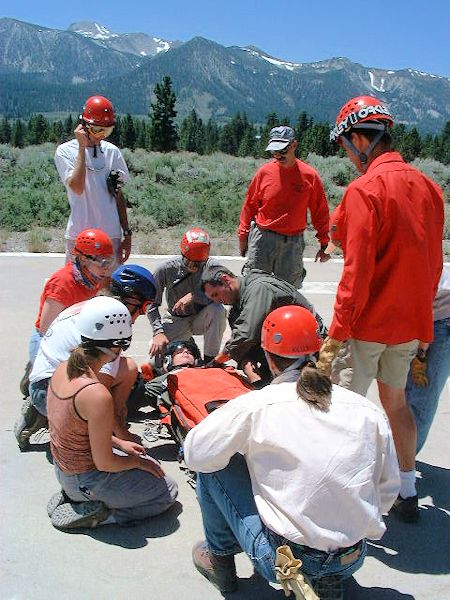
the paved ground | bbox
[1,254,449,600]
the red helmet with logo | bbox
[261,306,321,358]
[180,228,211,262]
[73,229,114,257]
[330,95,394,143]
[81,95,115,127]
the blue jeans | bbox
[406,317,450,452]
[54,462,178,525]
[196,454,366,584]
[30,378,50,416]
[28,328,43,364]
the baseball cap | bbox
[265,126,296,152]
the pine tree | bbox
[64,114,74,139]
[179,110,205,154]
[49,120,64,144]
[0,116,12,144]
[149,76,178,152]
[205,119,219,154]
[121,114,136,149]
[11,119,25,147]
[27,114,49,145]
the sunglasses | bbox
[82,254,115,268]
[270,143,292,156]
[124,297,153,316]
[182,256,204,269]
[86,124,114,139]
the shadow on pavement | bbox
[368,462,450,575]
[344,578,414,599]
[222,574,415,599]
[61,501,183,549]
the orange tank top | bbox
[47,380,99,474]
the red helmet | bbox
[81,95,115,127]
[261,306,322,358]
[180,228,211,262]
[73,229,114,257]
[330,95,393,143]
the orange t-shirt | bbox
[35,263,99,330]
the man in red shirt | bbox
[318,95,444,522]
[238,126,330,288]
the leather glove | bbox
[275,545,319,600]
[411,355,428,387]
[316,336,343,377]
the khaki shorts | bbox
[332,338,419,396]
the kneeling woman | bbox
[47,296,178,530]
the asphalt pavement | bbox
[1,254,449,600]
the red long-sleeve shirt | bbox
[238,159,330,245]
[329,152,444,344]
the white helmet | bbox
[77,297,132,350]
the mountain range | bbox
[1,17,449,133]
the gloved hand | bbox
[411,355,428,387]
[107,170,125,196]
[316,336,343,377]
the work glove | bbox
[316,336,343,377]
[411,355,428,387]
[275,545,319,600]
[107,170,124,196]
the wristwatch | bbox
[123,228,132,237]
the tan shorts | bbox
[332,338,419,396]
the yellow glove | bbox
[275,545,319,600]
[411,355,428,387]
[316,337,343,377]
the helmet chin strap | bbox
[341,127,386,172]
[95,347,117,359]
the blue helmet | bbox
[111,264,157,301]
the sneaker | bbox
[314,575,344,600]
[391,494,419,523]
[192,540,237,593]
[14,397,48,451]
[51,501,110,530]
[47,490,71,517]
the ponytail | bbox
[67,346,103,380]
[296,361,332,412]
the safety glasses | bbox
[86,124,114,139]
[124,297,153,316]
[270,143,292,156]
[82,254,115,269]
[182,256,204,270]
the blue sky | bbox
[3,0,450,77]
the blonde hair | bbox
[296,361,332,412]
[67,346,103,380]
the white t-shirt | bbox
[184,382,400,552]
[30,302,120,385]
[54,139,130,240]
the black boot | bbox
[192,540,237,593]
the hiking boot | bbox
[391,494,419,523]
[14,397,48,451]
[192,540,237,593]
[51,501,110,530]
[314,575,344,600]
[47,490,71,517]
[19,361,32,397]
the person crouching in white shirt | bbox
[184,305,400,598]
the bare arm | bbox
[76,384,164,477]
[66,125,89,195]
[39,298,66,335]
